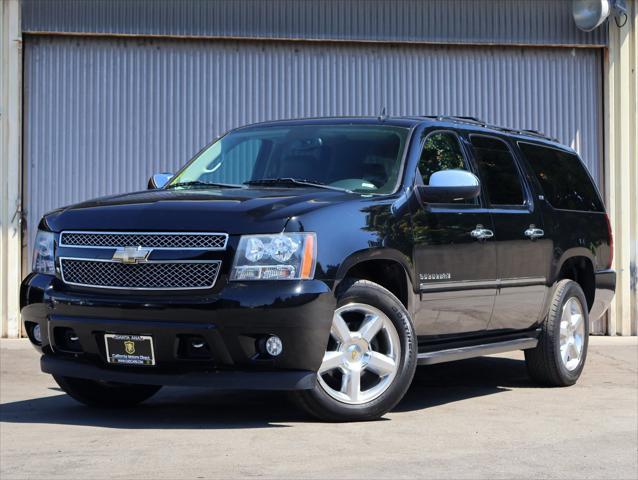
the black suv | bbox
[21,116,615,421]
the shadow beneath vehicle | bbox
[0,356,534,428]
[395,355,535,412]
[0,388,303,429]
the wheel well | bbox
[342,260,410,308]
[557,256,595,311]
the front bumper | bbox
[40,355,316,389]
[21,273,336,390]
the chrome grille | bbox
[60,259,221,290]
[60,231,228,250]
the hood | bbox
[42,187,358,234]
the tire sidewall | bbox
[308,280,417,420]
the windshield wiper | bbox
[244,178,348,192]
[166,180,243,189]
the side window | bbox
[470,135,525,206]
[519,143,604,212]
[418,131,468,185]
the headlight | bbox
[32,230,56,275]
[231,233,316,281]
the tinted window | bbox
[419,131,468,184]
[471,136,525,206]
[519,143,603,212]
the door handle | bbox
[524,225,544,240]
[471,225,494,241]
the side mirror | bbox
[416,169,480,204]
[148,172,173,189]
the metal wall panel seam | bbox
[21,0,608,47]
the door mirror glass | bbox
[148,173,173,189]
[416,169,481,204]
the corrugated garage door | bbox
[23,36,602,263]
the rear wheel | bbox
[292,279,417,421]
[525,279,589,386]
[54,375,161,407]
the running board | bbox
[417,338,538,365]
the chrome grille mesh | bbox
[60,231,227,249]
[60,259,221,290]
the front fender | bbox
[333,248,418,320]
[334,247,415,287]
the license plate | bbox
[104,334,155,366]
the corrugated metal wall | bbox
[21,0,608,47]
[23,36,602,264]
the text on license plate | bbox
[104,334,155,366]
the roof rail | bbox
[449,116,485,124]
[517,129,558,142]
[422,115,487,126]
[423,115,558,142]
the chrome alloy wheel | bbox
[317,303,401,405]
[559,297,586,371]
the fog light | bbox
[265,335,283,357]
[32,324,42,344]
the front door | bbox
[467,134,550,331]
[411,130,497,337]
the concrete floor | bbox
[1,337,636,480]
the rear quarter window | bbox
[518,142,604,212]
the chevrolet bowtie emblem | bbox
[112,246,152,264]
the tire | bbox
[53,375,161,408]
[292,279,417,422]
[525,279,589,386]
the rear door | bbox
[411,129,497,337]
[466,134,550,331]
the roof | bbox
[236,116,422,129]
[237,115,574,153]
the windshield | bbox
[168,124,409,194]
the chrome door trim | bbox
[419,279,499,292]
[524,226,545,239]
[419,277,546,292]
[470,225,494,240]
[499,277,546,287]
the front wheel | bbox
[54,375,161,407]
[292,279,417,422]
